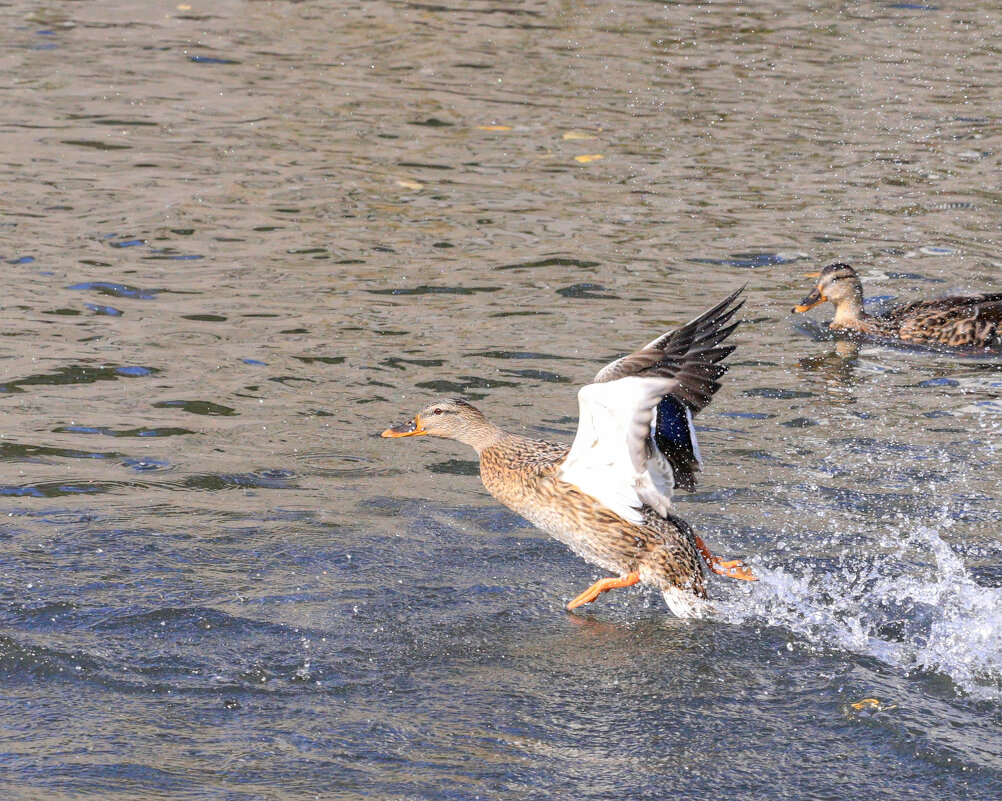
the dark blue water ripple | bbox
[68,282,158,299]
[0,364,157,394]
[54,425,195,438]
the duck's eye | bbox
[433,408,443,415]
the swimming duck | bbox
[381,289,755,617]
[793,263,1002,349]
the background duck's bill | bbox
[381,417,426,437]
[793,287,825,313]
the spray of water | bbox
[716,523,1002,700]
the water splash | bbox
[717,525,1002,700]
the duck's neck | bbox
[456,419,509,455]
[831,287,866,329]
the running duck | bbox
[381,289,754,617]
[793,262,1002,349]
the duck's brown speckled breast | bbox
[478,435,704,593]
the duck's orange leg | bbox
[566,571,641,611]
[693,534,757,581]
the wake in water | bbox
[715,523,1002,701]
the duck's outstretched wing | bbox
[557,288,743,523]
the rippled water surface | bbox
[3,0,1002,798]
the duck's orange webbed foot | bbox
[693,534,757,582]
[566,571,640,611]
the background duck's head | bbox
[793,263,864,319]
[381,398,500,451]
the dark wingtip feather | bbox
[635,288,744,492]
[634,288,742,413]
[594,288,744,386]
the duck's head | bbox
[381,398,500,450]
[792,263,864,315]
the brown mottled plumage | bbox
[382,289,753,617]
[793,263,1002,349]
[479,432,707,599]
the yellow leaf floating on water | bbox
[395,179,424,190]
[851,698,897,711]
[574,154,604,164]
[476,125,512,131]
[563,131,597,141]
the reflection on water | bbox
[797,340,863,401]
[2,0,1002,798]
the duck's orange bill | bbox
[792,286,826,313]
[566,572,640,611]
[380,416,427,438]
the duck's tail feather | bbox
[661,587,713,619]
